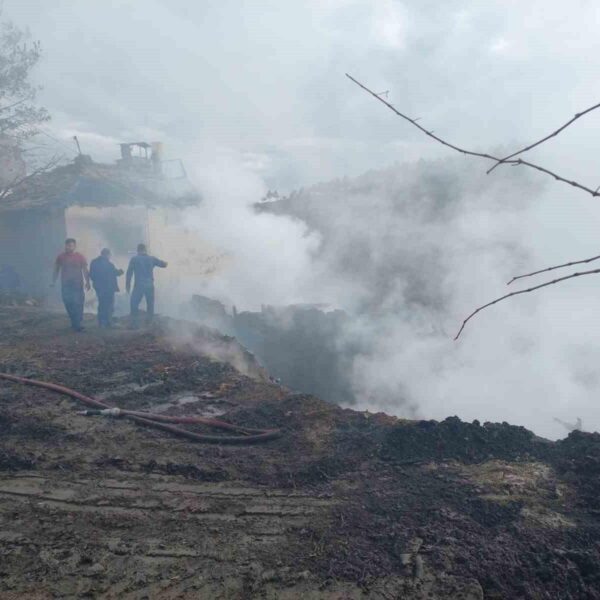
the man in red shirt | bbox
[52,238,91,331]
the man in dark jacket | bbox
[126,243,168,326]
[89,248,124,328]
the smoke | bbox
[316,161,600,440]
[167,316,269,381]
[173,149,323,312]
[172,151,600,440]
[8,0,600,439]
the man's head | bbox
[100,248,111,258]
[137,243,147,254]
[65,238,76,253]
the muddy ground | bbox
[1,306,600,599]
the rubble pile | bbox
[380,416,552,464]
[191,294,357,404]
[1,305,600,598]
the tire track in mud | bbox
[4,308,600,598]
[0,472,337,598]
[0,473,334,519]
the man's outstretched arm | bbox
[153,257,168,268]
[108,261,124,277]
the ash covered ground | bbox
[1,306,600,599]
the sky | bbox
[6,1,600,439]
[6,0,600,191]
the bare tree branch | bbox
[346,73,600,198]
[0,153,63,199]
[507,253,600,285]
[487,101,600,174]
[0,21,50,142]
[507,157,600,196]
[346,73,500,160]
[454,267,600,340]
[0,97,27,113]
[347,73,600,339]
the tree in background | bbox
[0,19,49,141]
[0,16,58,199]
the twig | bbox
[507,253,600,285]
[0,98,28,113]
[0,153,63,199]
[487,102,600,174]
[346,73,500,161]
[345,73,600,198]
[511,157,600,196]
[454,267,600,339]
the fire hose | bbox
[0,373,281,444]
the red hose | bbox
[120,409,271,435]
[0,373,109,409]
[0,373,281,444]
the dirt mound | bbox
[0,411,65,440]
[0,449,35,471]
[554,430,600,510]
[381,416,551,464]
[2,306,600,599]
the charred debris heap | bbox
[190,294,357,405]
[2,305,600,598]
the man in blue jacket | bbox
[89,248,124,328]
[126,243,168,326]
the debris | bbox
[2,306,600,598]
[0,372,282,445]
[413,555,424,580]
[88,563,105,577]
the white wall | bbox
[64,204,225,314]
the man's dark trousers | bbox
[130,283,155,324]
[96,289,115,327]
[62,282,84,330]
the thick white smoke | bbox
[176,150,322,312]
[176,151,600,440]
[6,0,600,440]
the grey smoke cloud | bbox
[8,1,600,189]
[174,150,600,440]
[6,1,600,438]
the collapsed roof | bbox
[0,156,201,214]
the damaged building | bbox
[0,143,215,303]
[190,295,358,404]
